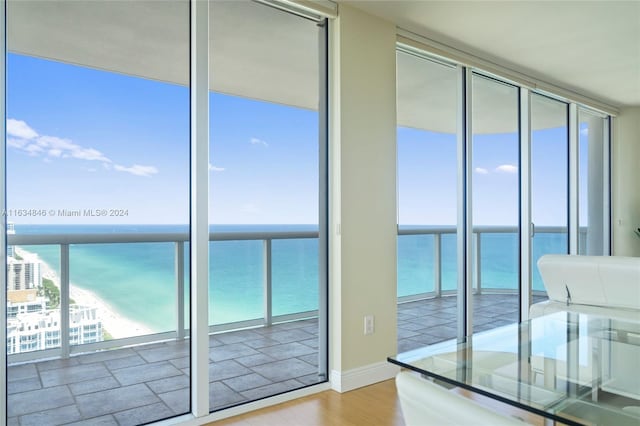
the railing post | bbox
[473,232,482,295]
[579,227,587,255]
[263,239,273,326]
[60,244,70,358]
[434,233,442,298]
[175,241,185,340]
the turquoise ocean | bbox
[15,224,565,333]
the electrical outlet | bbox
[364,315,374,335]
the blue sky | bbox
[7,53,589,227]
[398,125,572,227]
[6,53,318,225]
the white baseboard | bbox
[330,361,400,393]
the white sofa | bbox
[531,254,640,322]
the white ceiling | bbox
[7,0,320,111]
[346,0,640,108]
[7,0,633,135]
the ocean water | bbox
[16,224,319,332]
[15,224,566,332]
[398,230,568,297]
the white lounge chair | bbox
[532,254,640,321]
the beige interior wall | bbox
[329,4,398,374]
[612,107,640,257]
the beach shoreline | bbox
[16,247,154,339]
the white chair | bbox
[396,371,531,426]
[531,254,640,321]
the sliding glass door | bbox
[4,1,329,423]
[207,0,327,411]
[471,74,520,330]
[5,1,191,423]
[531,94,569,301]
[395,47,611,342]
[396,51,459,350]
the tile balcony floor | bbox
[7,293,544,425]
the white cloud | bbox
[24,144,44,156]
[209,163,225,172]
[7,119,38,140]
[495,164,518,174]
[7,138,28,149]
[474,167,489,174]
[73,147,111,162]
[37,135,111,163]
[114,164,158,177]
[580,127,589,136]
[250,137,268,147]
[48,148,63,158]
[7,118,158,178]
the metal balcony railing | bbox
[397,225,575,302]
[7,225,575,362]
[7,230,319,362]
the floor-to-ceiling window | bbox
[531,94,569,300]
[395,45,611,341]
[207,0,328,411]
[471,74,521,330]
[4,1,329,423]
[396,50,459,350]
[5,1,191,423]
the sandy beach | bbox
[16,247,154,339]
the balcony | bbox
[6,227,553,424]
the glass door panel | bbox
[471,74,520,331]
[6,1,190,423]
[531,94,569,302]
[208,0,327,411]
[397,51,459,350]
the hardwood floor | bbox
[208,377,549,426]
[208,379,405,426]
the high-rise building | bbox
[4,223,103,354]
[7,221,15,258]
[6,301,103,355]
[6,289,46,318]
[7,257,42,291]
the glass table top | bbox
[389,311,640,426]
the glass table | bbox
[388,311,640,426]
